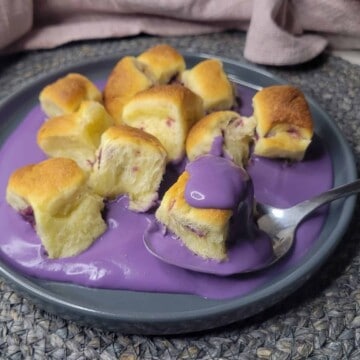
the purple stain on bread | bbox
[19,206,35,227]
[183,224,207,238]
[165,117,175,127]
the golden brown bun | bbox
[137,44,186,84]
[6,158,106,258]
[122,84,204,162]
[37,101,114,171]
[186,111,256,167]
[253,85,314,160]
[39,73,102,118]
[89,125,167,212]
[180,59,235,112]
[155,171,232,261]
[103,56,155,124]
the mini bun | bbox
[89,125,167,212]
[6,158,106,258]
[122,84,204,162]
[39,73,102,118]
[180,59,235,112]
[103,56,155,124]
[37,101,114,171]
[155,171,232,261]
[253,85,314,160]
[137,44,186,84]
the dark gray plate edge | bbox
[0,52,357,334]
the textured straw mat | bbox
[0,33,360,359]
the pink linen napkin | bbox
[0,0,33,49]
[1,0,359,66]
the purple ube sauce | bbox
[185,155,249,209]
[0,85,333,300]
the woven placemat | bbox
[0,32,360,359]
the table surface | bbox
[0,32,359,359]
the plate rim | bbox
[0,52,357,333]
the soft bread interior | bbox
[89,125,167,212]
[34,193,106,259]
[254,132,312,160]
[155,172,232,261]
[186,111,256,167]
[122,84,204,162]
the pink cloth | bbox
[1,0,359,65]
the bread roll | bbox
[122,84,204,162]
[6,158,106,258]
[253,85,314,160]
[155,171,232,260]
[103,56,155,124]
[186,110,256,167]
[180,59,235,112]
[39,73,102,118]
[37,101,114,171]
[137,44,185,84]
[89,125,167,212]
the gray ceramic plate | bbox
[0,53,356,335]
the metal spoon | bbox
[256,179,360,268]
[144,180,360,275]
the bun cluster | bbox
[6,44,314,261]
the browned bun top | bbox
[180,59,235,111]
[137,44,186,83]
[130,83,197,102]
[253,85,313,137]
[7,158,86,211]
[39,73,102,115]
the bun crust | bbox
[103,57,154,124]
[186,110,256,167]
[37,101,114,170]
[253,85,313,137]
[137,44,185,84]
[155,171,232,260]
[253,85,314,160]
[122,84,204,162]
[89,125,167,212]
[180,59,235,112]
[6,158,106,258]
[39,73,102,118]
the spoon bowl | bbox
[144,179,360,275]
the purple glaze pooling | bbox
[185,155,249,209]
[210,135,224,156]
[234,85,255,116]
[0,85,333,300]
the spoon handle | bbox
[290,179,360,222]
